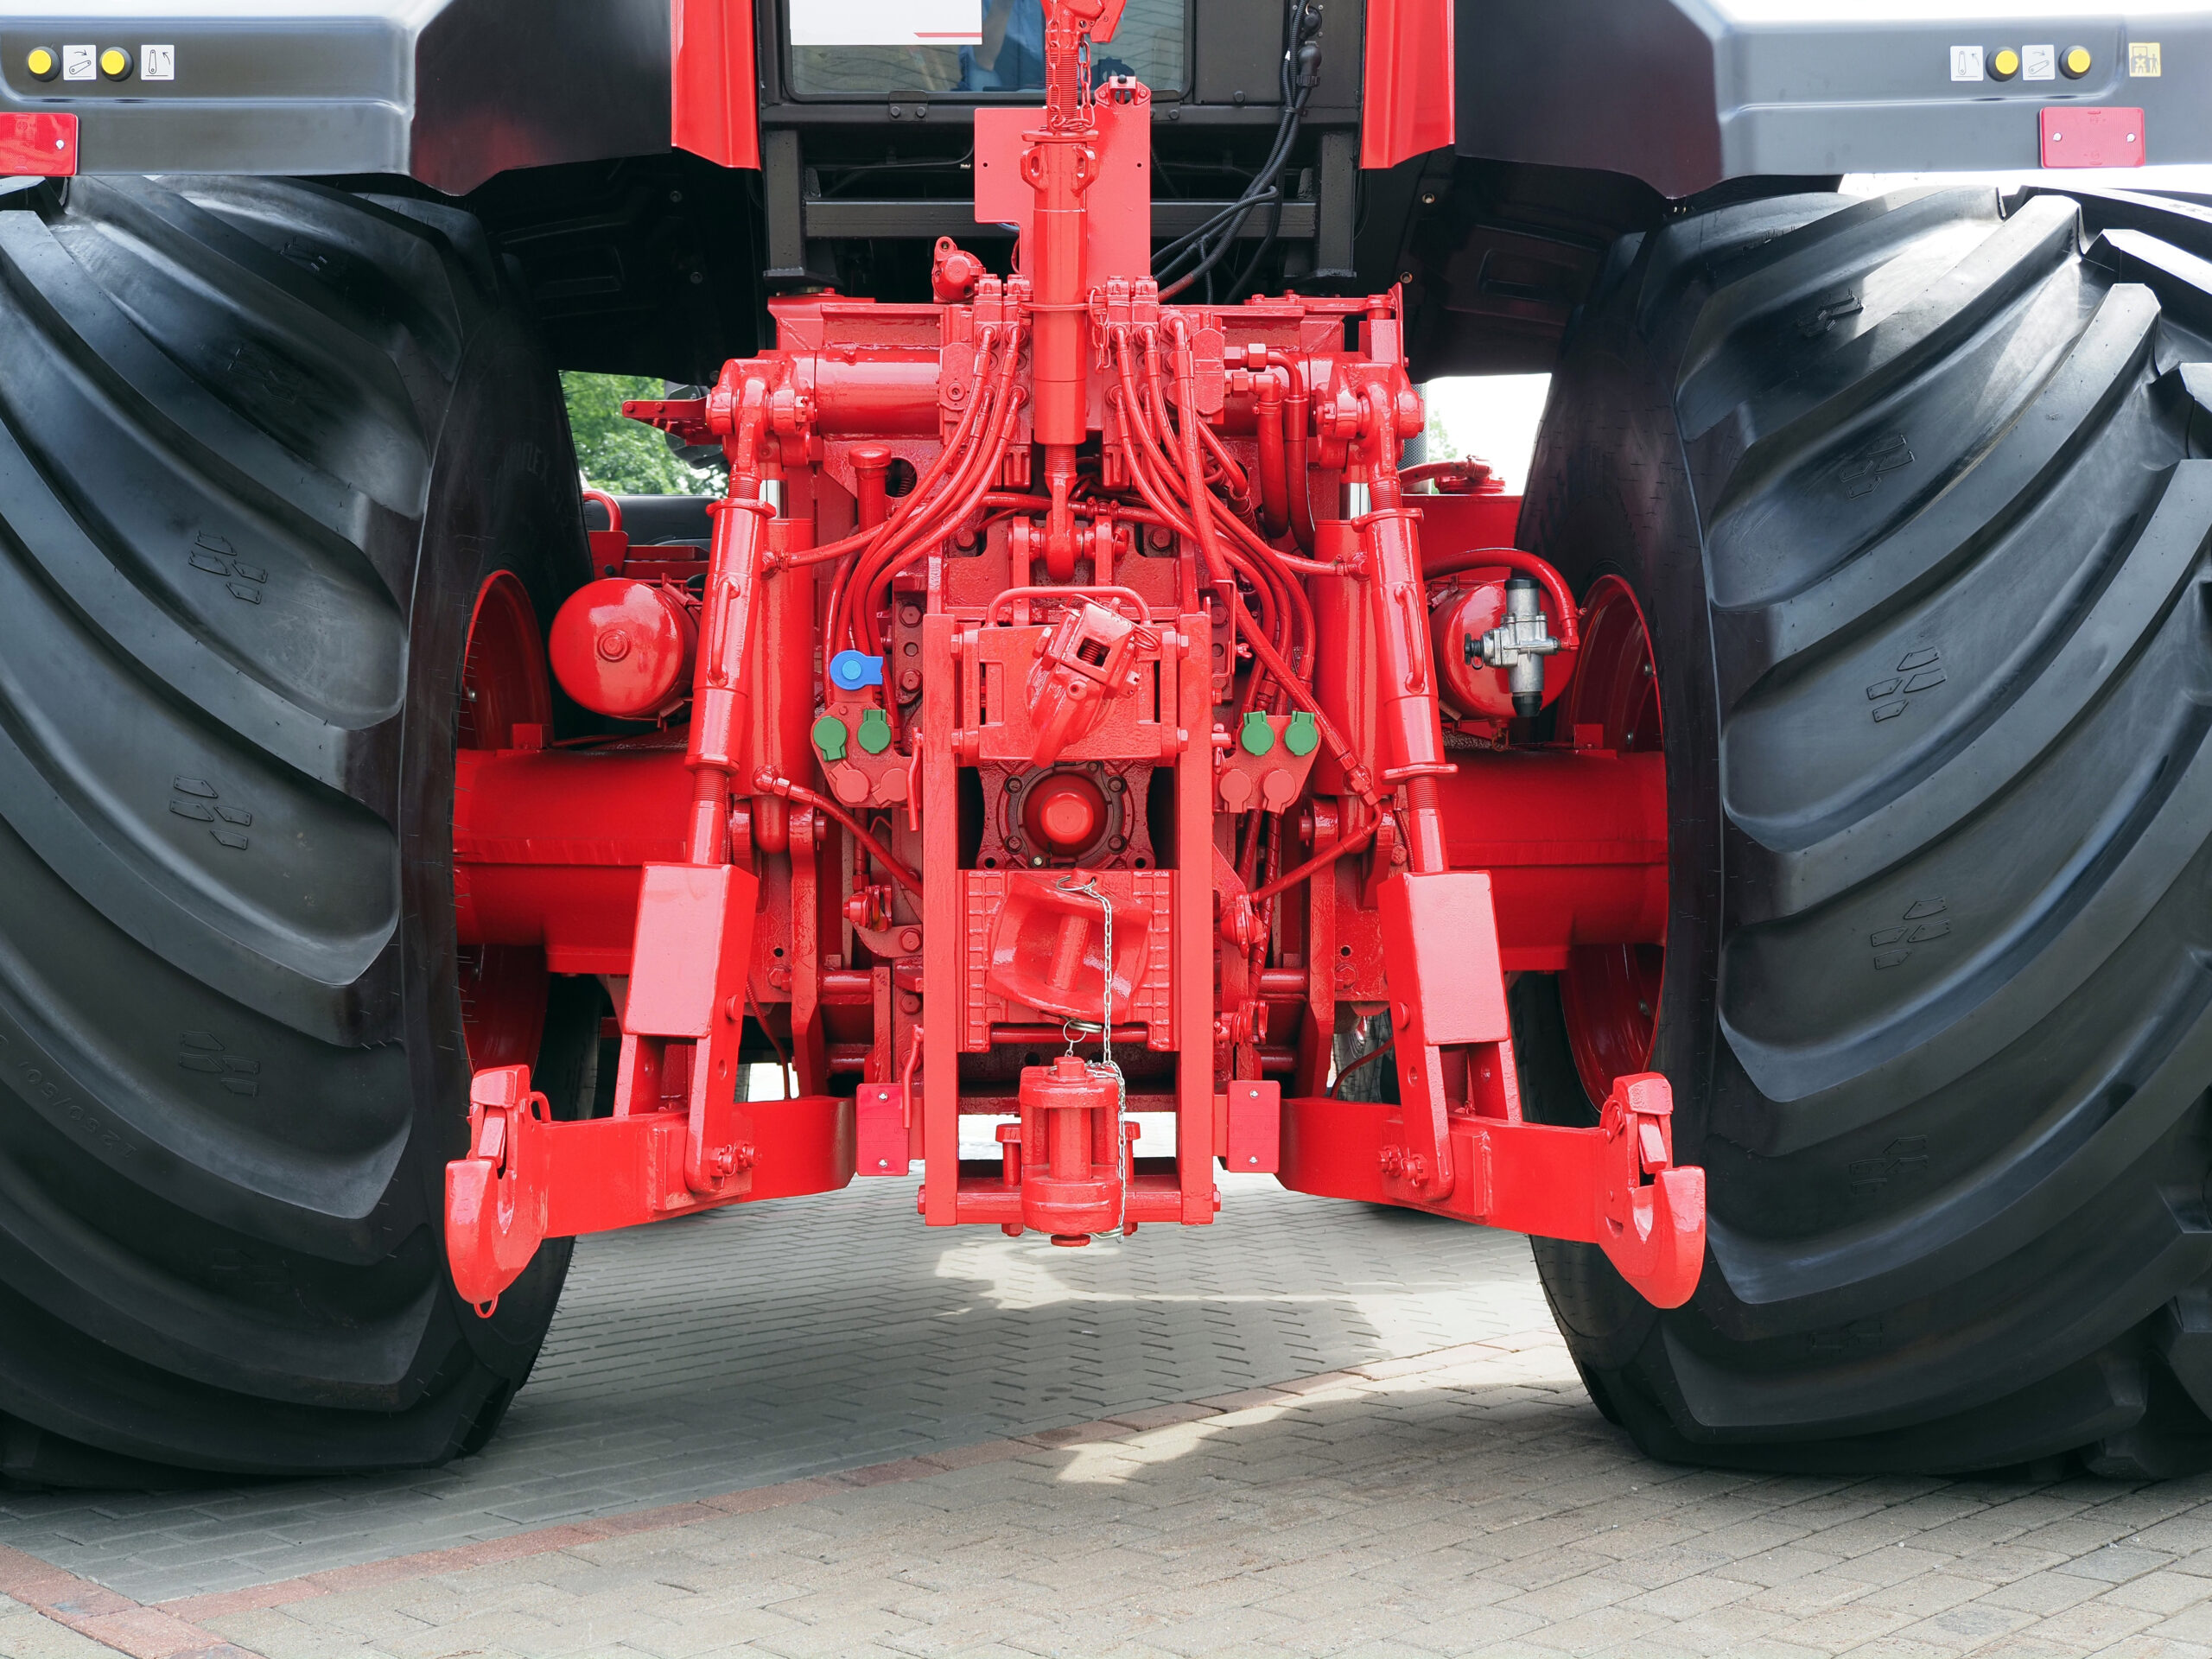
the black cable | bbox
[1224,3,1313,301]
[1154,101,1303,272]
[1157,0,1316,278]
[1155,3,1309,272]
[1155,188,1286,270]
[1158,105,1304,296]
[1224,199,1285,302]
[1156,2,1322,300]
[819,149,976,199]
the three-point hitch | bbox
[443,0,1703,1314]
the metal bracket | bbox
[617,862,761,1198]
[1276,1073,1707,1309]
[1375,868,1511,1201]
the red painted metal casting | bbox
[550,577,698,720]
[1554,576,1668,1104]
[442,0,1699,1314]
[455,571,556,1073]
[1361,0,1455,169]
[671,0,760,171]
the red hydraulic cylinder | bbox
[1026,4,1097,579]
[686,485,770,863]
[1026,3,1099,448]
[1355,392,1452,874]
[808,358,946,436]
[1308,521,1372,798]
[753,510,817,855]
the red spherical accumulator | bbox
[549,578,697,720]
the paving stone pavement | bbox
[77,1332,2212,1659]
[0,1592,120,1658]
[0,1173,1540,1607]
[16,1177,2212,1657]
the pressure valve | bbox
[1478,576,1565,718]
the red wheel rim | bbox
[1558,575,1666,1105]
[456,572,553,1071]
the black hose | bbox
[1155,0,1321,299]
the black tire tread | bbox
[0,175,588,1484]
[1518,184,2212,1474]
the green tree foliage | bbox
[562,372,721,495]
[1424,404,1458,467]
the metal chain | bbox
[1056,873,1128,1242]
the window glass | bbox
[785,0,1187,97]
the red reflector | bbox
[0,111,76,176]
[2039,105,2146,168]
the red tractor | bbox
[1,0,2209,1484]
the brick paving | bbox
[13,1176,2212,1656]
[0,1174,1535,1605]
[0,1592,122,1658]
[14,1332,2212,1659]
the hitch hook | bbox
[445,1065,551,1315]
[1594,1072,1705,1309]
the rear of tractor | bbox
[3,0,2212,1486]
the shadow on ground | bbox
[0,1173,1546,1604]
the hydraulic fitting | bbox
[1479,576,1565,719]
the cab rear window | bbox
[785,0,1187,97]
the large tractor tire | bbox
[0,176,594,1484]
[1516,184,2212,1476]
